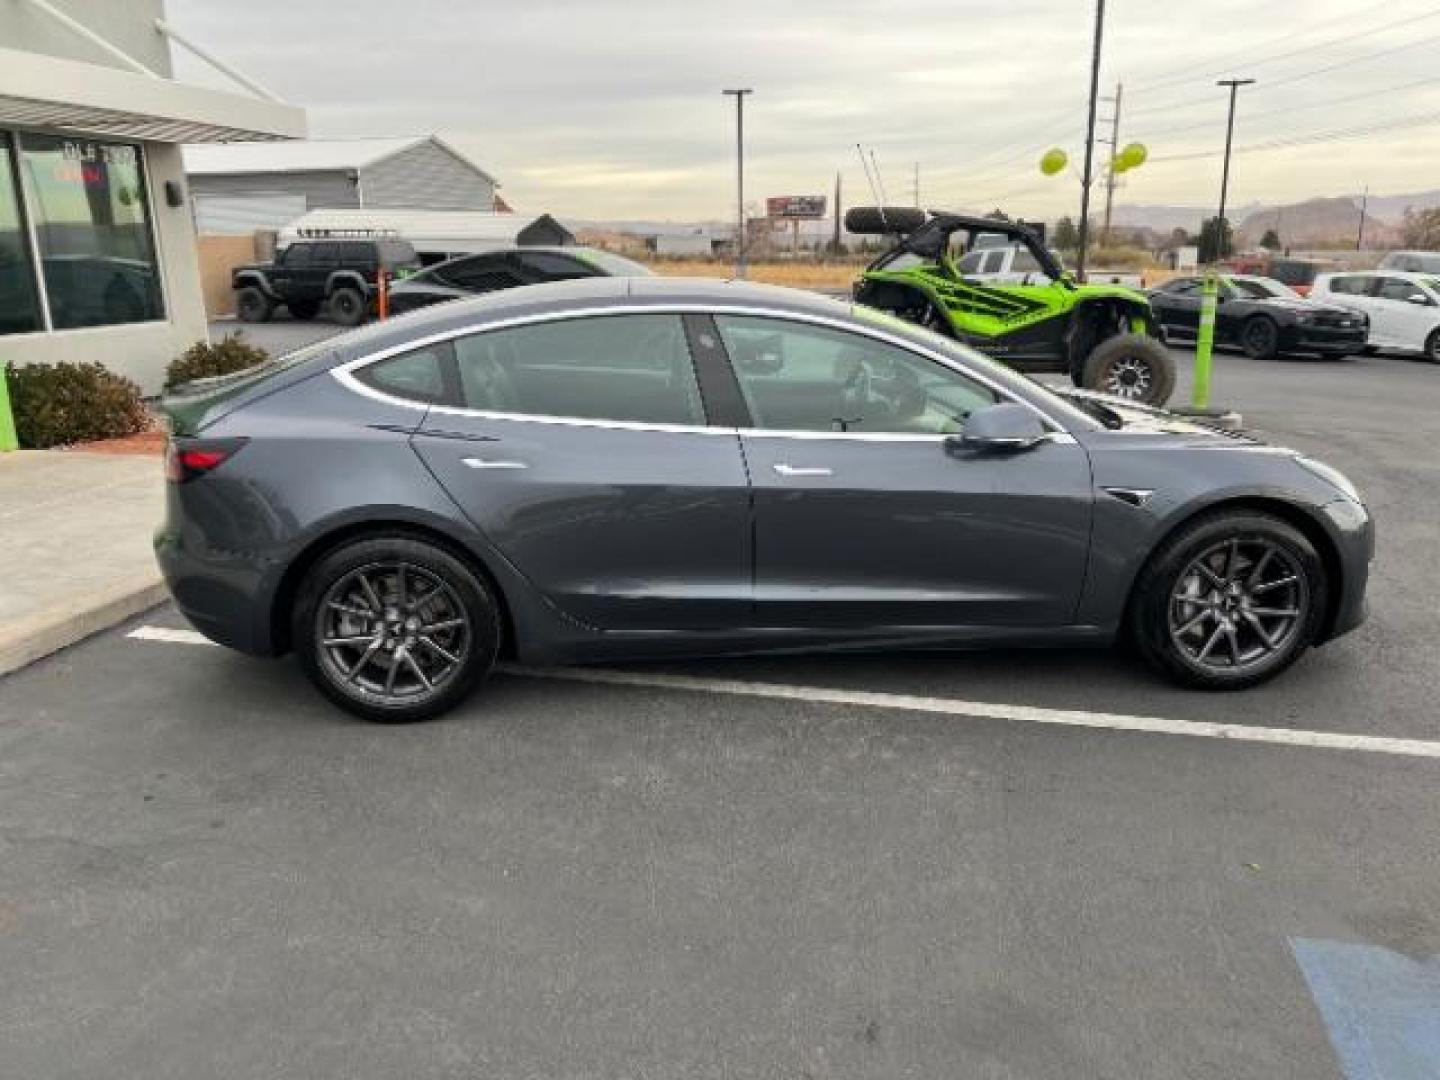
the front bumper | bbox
[1286,323,1368,353]
[1318,496,1373,642]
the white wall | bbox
[0,0,172,74]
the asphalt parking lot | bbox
[3,335,1439,1077]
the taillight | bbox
[165,438,247,483]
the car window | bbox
[1162,278,1201,296]
[956,250,985,274]
[353,342,450,403]
[1012,249,1042,274]
[436,255,524,292]
[453,313,704,425]
[512,251,592,281]
[1325,275,1370,296]
[714,315,1000,435]
[1230,278,1280,299]
[981,250,1005,273]
[282,244,313,266]
[1375,276,1432,303]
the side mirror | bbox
[1406,293,1432,306]
[947,402,1048,454]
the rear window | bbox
[353,342,450,404]
[1269,260,1320,287]
[378,240,418,267]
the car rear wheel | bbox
[329,287,367,327]
[1426,329,1440,363]
[293,536,500,722]
[1240,316,1281,361]
[1129,511,1326,690]
[236,286,273,323]
[287,299,320,320]
[1081,333,1176,406]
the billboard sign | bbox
[766,195,827,219]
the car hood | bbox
[1055,388,1263,443]
[1247,296,1354,316]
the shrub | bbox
[4,361,150,449]
[165,333,269,391]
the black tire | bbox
[292,535,501,723]
[1129,511,1327,690]
[329,286,367,327]
[1426,329,1440,363]
[1081,333,1176,406]
[1359,345,1379,357]
[1240,315,1281,361]
[287,299,320,320]
[236,286,273,323]
[844,206,927,236]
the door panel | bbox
[740,434,1092,627]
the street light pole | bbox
[1214,78,1254,262]
[722,88,752,279]
[1075,0,1106,283]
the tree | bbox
[1259,228,1281,250]
[1401,207,1440,249]
[1053,215,1080,251]
[1168,226,1194,248]
[1198,216,1234,263]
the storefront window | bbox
[0,136,42,337]
[17,133,164,330]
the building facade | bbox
[185,136,499,235]
[0,0,303,392]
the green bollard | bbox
[0,365,17,453]
[1192,271,1218,411]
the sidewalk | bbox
[0,449,166,676]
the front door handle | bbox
[461,457,527,470]
[773,463,833,477]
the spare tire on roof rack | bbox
[844,206,928,236]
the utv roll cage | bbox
[851,210,1068,287]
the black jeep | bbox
[232,234,420,327]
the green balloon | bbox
[1040,148,1068,176]
[1119,142,1148,170]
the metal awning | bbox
[0,46,305,144]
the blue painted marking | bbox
[1291,937,1440,1080]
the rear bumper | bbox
[153,525,282,656]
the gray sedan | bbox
[156,278,1372,722]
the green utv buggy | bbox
[847,207,1176,406]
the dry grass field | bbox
[642,258,862,289]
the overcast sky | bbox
[168,0,1440,222]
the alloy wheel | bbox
[315,561,471,705]
[1102,355,1153,399]
[1168,537,1308,673]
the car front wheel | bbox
[1129,511,1326,689]
[293,535,500,722]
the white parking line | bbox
[126,625,1440,761]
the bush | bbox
[4,361,150,449]
[165,333,269,391]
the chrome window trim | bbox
[330,303,1077,437]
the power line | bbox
[1147,106,1440,164]
[1128,3,1440,93]
[1129,29,1440,118]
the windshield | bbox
[573,249,655,277]
[1231,277,1297,299]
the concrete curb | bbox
[0,576,169,677]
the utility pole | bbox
[1356,185,1369,251]
[722,88,753,278]
[1075,0,1106,282]
[1099,81,1123,246]
[913,162,920,207]
[1214,77,1254,264]
[832,170,842,254]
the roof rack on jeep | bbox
[295,227,401,239]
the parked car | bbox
[1377,250,1440,274]
[1265,257,1333,297]
[954,242,1065,283]
[387,246,652,315]
[1148,274,1368,360]
[233,234,422,326]
[1310,271,1440,362]
[156,277,1372,722]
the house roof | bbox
[183,135,494,183]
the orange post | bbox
[377,269,389,321]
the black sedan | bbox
[156,277,1372,722]
[388,246,652,315]
[1148,274,1368,360]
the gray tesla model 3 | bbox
[156,277,1372,722]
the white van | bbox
[1377,250,1440,274]
[1310,271,1440,361]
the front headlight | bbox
[1298,456,1363,503]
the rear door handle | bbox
[461,457,527,470]
[773,463,832,477]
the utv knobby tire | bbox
[236,286,273,323]
[844,206,927,236]
[329,287,367,327]
[1082,333,1176,406]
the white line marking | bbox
[128,626,216,646]
[127,625,1440,761]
